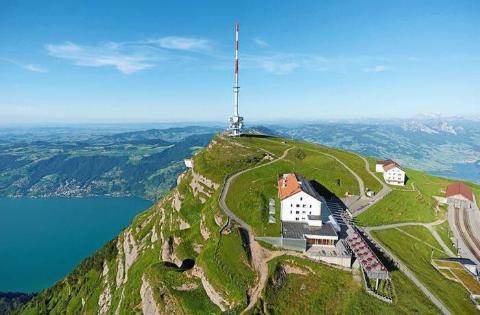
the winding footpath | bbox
[364,219,456,257]
[218,141,452,315]
[351,154,392,216]
[304,148,368,198]
[353,155,453,314]
[218,145,293,314]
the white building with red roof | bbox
[375,159,406,186]
[278,173,339,247]
[446,182,474,209]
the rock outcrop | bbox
[140,274,161,315]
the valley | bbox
[0,126,218,200]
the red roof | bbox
[278,173,302,200]
[446,182,473,201]
[376,159,394,165]
[377,159,402,171]
[383,163,399,171]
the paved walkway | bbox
[304,148,368,199]
[346,153,451,314]
[350,154,392,216]
[218,145,293,314]
[365,230,452,315]
[218,141,451,314]
[364,218,455,257]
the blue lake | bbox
[428,162,480,184]
[0,197,151,293]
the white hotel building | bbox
[278,173,339,247]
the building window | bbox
[302,211,305,214]
[302,217,305,220]
[290,211,292,214]
[309,211,312,214]
[309,205,312,208]
[303,204,306,208]
[290,204,293,207]
[295,217,299,221]
[300,197,303,201]
[296,211,299,214]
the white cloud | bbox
[147,36,211,51]
[261,60,298,75]
[2,59,48,73]
[45,36,212,74]
[23,64,48,73]
[254,38,269,47]
[45,41,154,74]
[363,65,390,73]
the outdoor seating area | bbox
[347,230,389,279]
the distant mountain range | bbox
[264,116,480,183]
[0,117,478,202]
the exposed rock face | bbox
[115,230,139,286]
[140,274,161,315]
[200,215,210,240]
[161,238,173,262]
[172,191,183,212]
[150,225,158,243]
[179,218,191,230]
[177,172,186,185]
[214,214,224,227]
[115,242,125,287]
[192,266,230,311]
[174,283,198,291]
[283,263,310,275]
[122,230,139,283]
[189,171,219,201]
[98,261,112,314]
[158,207,166,224]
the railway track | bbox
[454,207,480,262]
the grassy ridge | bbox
[226,137,363,236]
[372,227,478,314]
[261,256,440,315]
[355,190,437,226]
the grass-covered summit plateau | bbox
[16,134,480,315]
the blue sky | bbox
[1,0,479,124]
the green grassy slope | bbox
[355,189,437,226]
[259,256,440,315]
[225,136,381,236]
[17,134,474,314]
[372,227,478,314]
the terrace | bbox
[347,229,389,280]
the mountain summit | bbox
[17,135,479,314]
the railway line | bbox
[454,206,480,262]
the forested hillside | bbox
[0,127,217,200]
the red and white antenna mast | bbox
[228,21,244,136]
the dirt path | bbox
[218,146,293,314]
[347,153,451,314]
[219,140,449,314]
[303,148,367,198]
